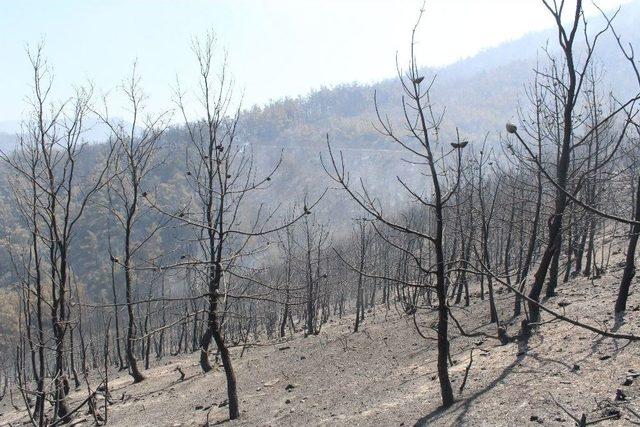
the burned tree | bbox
[300,213,330,336]
[352,220,372,333]
[99,65,170,383]
[2,45,112,423]
[324,9,463,408]
[164,31,314,420]
[507,0,638,323]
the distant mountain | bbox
[0,118,125,153]
[241,0,640,152]
[1,1,639,296]
[0,121,20,134]
[0,132,18,154]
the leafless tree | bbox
[98,64,170,383]
[507,0,638,324]
[162,31,316,420]
[2,44,113,423]
[324,8,464,407]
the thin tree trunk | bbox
[615,175,640,313]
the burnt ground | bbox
[2,241,640,426]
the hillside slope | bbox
[2,238,639,426]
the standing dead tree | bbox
[161,31,316,420]
[98,64,170,383]
[276,217,296,338]
[324,8,463,408]
[300,213,330,336]
[473,142,501,324]
[174,33,243,419]
[597,9,640,313]
[507,0,638,324]
[352,220,372,333]
[616,136,640,313]
[2,44,113,423]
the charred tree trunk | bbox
[615,175,640,313]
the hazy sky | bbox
[0,0,633,124]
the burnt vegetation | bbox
[1,1,640,425]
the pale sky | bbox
[0,0,633,124]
